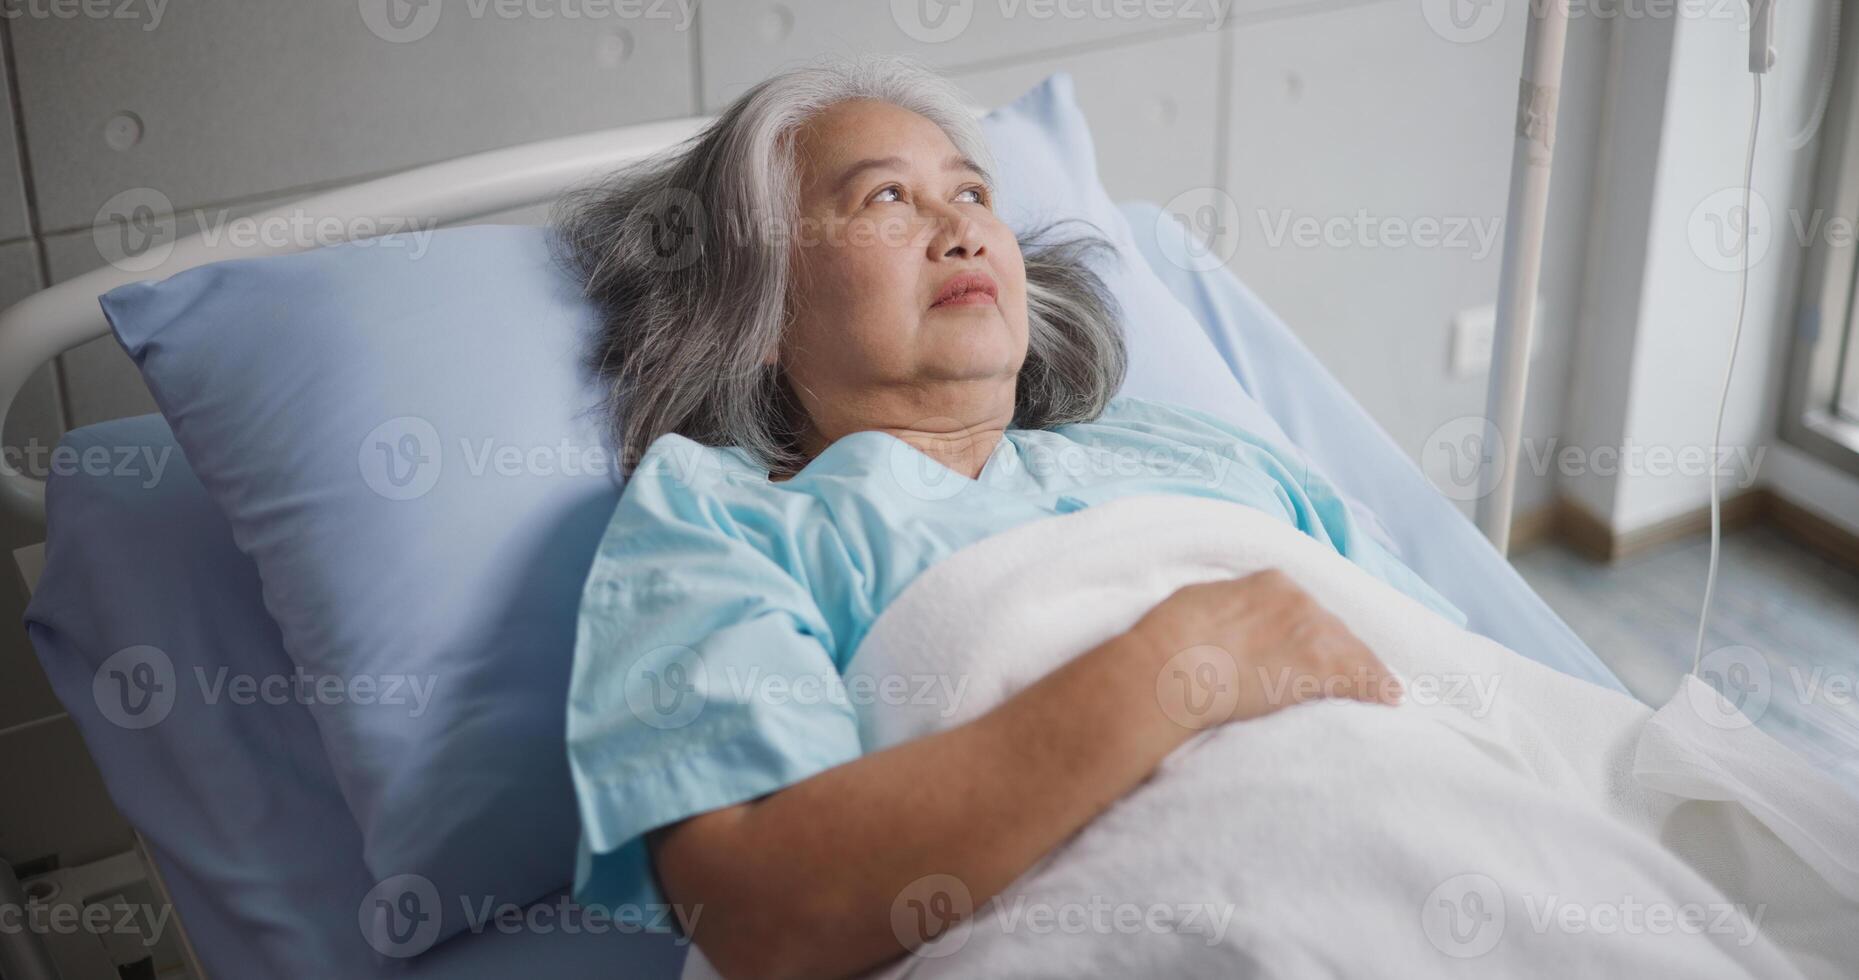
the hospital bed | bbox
[1,112,1626,978]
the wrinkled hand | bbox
[1129,569,1404,729]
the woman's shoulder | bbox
[608,432,777,533]
[1072,395,1246,442]
[628,431,762,488]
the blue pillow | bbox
[97,73,1307,957]
[104,226,615,954]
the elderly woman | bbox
[557,59,1460,978]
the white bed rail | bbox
[0,115,707,528]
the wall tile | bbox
[0,43,30,242]
[0,716,136,869]
[954,30,1221,208]
[1224,0,1527,482]
[699,0,1232,108]
[12,0,699,233]
[0,239,61,730]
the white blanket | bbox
[684,495,1859,979]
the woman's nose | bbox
[926,208,985,260]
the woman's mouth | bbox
[931,271,999,309]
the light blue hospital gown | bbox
[566,395,1463,914]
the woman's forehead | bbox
[796,100,964,182]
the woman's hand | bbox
[1126,569,1404,730]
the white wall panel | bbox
[0,240,62,732]
[954,30,1221,207]
[0,717,135,869]
[698,0,1232,108]
[11,0,699,233]
[1224,0,1533,512]
[0,44,30,242]
[0,241,54,457]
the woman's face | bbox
[778,99,1028,447]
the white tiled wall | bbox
[1,0,1596,877]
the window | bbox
[1840,316,1859,423]
[1784,1,1859,477]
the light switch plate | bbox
[13,542,44,596]
[1451,298,1546,379]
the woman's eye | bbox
[871,185,903,204]
[956,187,986,205]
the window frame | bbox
[1783,0,1859,479]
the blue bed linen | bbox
[1119,202,1626,698]
[568,396,1467,913]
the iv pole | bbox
[1476,0,1572,555]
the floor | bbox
[1514,524,1859,798]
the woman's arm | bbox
[652,568,1404,979]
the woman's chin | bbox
[914,320,1019,373]
[915,353,1024,385]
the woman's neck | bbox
[793,383,1014,480]
[883,424,1005,479]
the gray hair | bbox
[553,57,1126,475]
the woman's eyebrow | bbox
[832,154,989,195]
[832,156,907,196]
[948,155,990,183]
